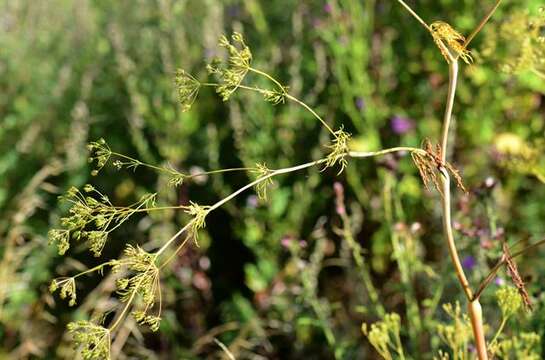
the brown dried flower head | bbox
[411,139,467,194]
[502,241,532,311]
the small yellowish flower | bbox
[430,21,473,64]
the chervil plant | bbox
[48,2,544,359]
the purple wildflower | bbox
[324,3,332,13]
[390,116,415,135]
[462,256,477,271]
[355,97,365,110]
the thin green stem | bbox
[105,145,446,336]
[60,262,113,281]
[439,58,487,360]
[441,61,458,164]
[128,205,184,213]
[248,67,286,93]
[463,0,502,49]
[209,159,327,212]
[104,196,150,235]
[214,79,337,136]
[396,0,431,32]
[189,167,258,177]
[155,222,193,257]
[158,235,192,269]
[109,277,144,331]
[112,150,256,179]
[111,152,170,174]
[349,147,425,159]
[284,94,336,136]
[489,316,508,347]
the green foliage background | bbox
[0,0,544,358]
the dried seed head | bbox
[430,21,473,64]
[502,241,532,311]
[411,139,467,194]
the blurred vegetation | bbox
[0,0,544,358]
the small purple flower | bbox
[462,256,477,272]
[495,276,505,286]
[355,97,365,110]
[390,116,414,135]
[324,3,332,13]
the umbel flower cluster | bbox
[50,32,367,359]
[48,183,157,257]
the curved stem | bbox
[440,170,472,299]
[104,146,450,338]
[440,59,488,360]
[248,67,286,93]
[284,94,336,136]
[244,68,336,136]
[233,84,336,136]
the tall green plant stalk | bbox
[396,1,504,358]
[439,59,487,360]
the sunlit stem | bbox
[439,56,488,360]
[106,145,444,336]
[111,150,256,179]
[349,147,425,158]
[248,67,286,93]
[204,79,336,136]
[463,0,502,49]
[396,0,431,32]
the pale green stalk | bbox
[440,58,487,360]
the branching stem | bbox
[473,238,545,301]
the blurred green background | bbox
[1,0,544,358]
